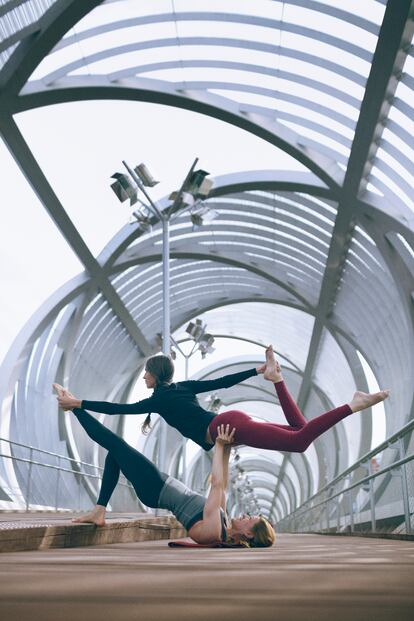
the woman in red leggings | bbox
[57,345,389,453]
[207,347,389,451]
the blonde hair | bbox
[227,516,276,548]
[250,517,276,547]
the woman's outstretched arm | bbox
[80,397,156,415]
[198,425,235,542]
[220,444,232,512]
[55,385,157,415]
[182,364,265,395]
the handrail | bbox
[295,417,414,508]
[278,417,414,535]
[284,452,414,517]
[0,436,105,471]
[0,452,129,483]
[0,437,139,511]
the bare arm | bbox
[197,425,235,542]
[220,445,231,512]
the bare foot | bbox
[72,505,106,526]
[263,345,283,383]
[53,383,75,398]
[349,389,390,413]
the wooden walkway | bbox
[0,529,413,621]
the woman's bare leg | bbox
[208,347,391,452]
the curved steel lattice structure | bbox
[0,1,413,529]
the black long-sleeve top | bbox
[82,368,258,450]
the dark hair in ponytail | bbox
[141,414,152,435]
[141,354,175,435]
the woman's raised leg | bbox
[210,396,387,452]
[208,346,389,452]
[54,384,167,508]
[54,385,122,524]
[69,406,167,508]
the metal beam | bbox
[272,2,414,508]
[0,0,103,97]
[52,11,373,63]
[0,114,152,356]
[0,1,32,20]
[15,76,344,191]
[297,0,414,412]
[41,37,365,88]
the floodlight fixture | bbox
[110,172,138,205]
[134,163,159,187]
[197,177,214,197]
[190,202,219,230]
[185,169,213,197]
[186,319,205,341]
[168,168,213,215]
[130,205,153,231]
[168,190,195,208]
[198,333,215,358]
[185,319,215,358]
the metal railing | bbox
[278,418,414,535]
[0,436,141,512]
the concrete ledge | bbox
[0,512,186,552]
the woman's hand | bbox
[53,384,82,411]
[256,362,266,374]
[58,394,82,410]
[215,424,236,446]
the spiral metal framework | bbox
[0,0,413,526]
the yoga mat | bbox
[168,538,243,548]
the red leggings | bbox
[208,380,352,452]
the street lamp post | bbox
[170,319,216,481]
[122,161,167,355]
[110,160,214,471]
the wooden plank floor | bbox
[0,533,413,621]
[0,512,185,552]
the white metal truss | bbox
[0,1,413,520]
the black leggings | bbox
[73,408,166,507]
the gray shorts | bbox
[158,476,206,530]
